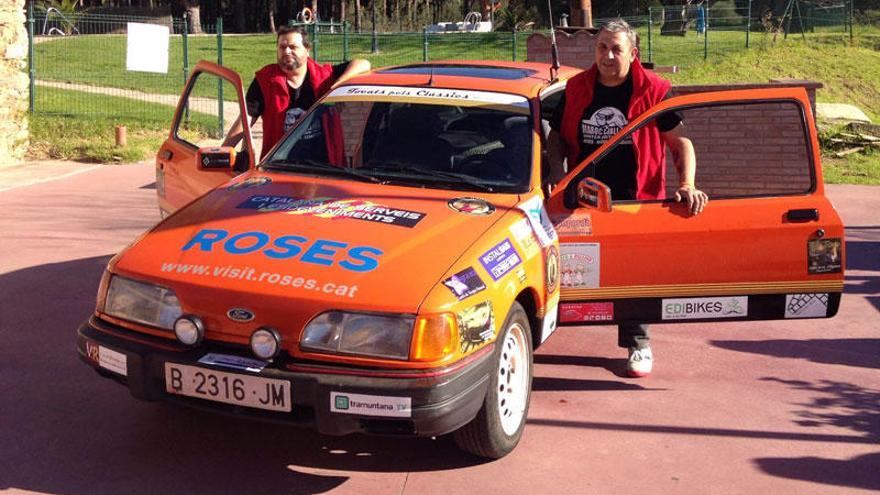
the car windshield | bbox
[264,86,534,193]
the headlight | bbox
[103,275,183,330]
[301,311,415,360]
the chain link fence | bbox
[28,0,862,120]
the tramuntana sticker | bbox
[785,293,829,318]
[517,196,557,248]
[662,296,748,320]
[442,267,487,300]
[808,238,842,274]
[330,392,412,418]
[560,243,600,289]
[457,301,495,352]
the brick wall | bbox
[0,1,28,167]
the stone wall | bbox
[0,1,28,167]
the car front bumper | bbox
[77,316,492,437]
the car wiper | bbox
[263,159,382,183]
[364,161,494,192]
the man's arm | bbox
[330,59,372,90]
[662,123,708,216]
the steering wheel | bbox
[456,154,512,181]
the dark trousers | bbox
[618,324,650,349]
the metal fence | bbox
[28,0,862,120]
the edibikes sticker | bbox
[479,238,522,281]
[808,238,842,274]
[559,302,614,323]
[227,176,271,191]
[448,197,495,216]
[238,195,426,228]
[560,243,600,289]
[785,293,829,318]
[662,296,748,320]
[457,301,495,352]
[442,267,486,300]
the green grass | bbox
[28,86,216,162]
[823,150,880,184]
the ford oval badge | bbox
[227,308,255,322]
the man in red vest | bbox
[547,19,708,378]
[225,26,370,159]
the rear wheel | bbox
[454,302,533,458]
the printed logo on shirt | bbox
[284,107,307,132]
[581,106,632,145]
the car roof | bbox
[340,60,581,98]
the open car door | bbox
[156,60,255,216]
[546,87,844,326]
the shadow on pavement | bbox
[710,338,880,370]
[751,377,880,491]
[0,256,487,495]
[843,239,880,297]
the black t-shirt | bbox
[246,62,348,133]
[550,75,681,200]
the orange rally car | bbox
[76,60,844,459]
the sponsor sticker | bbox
[448,197,495,216]
[552,212,593,236]
[458,301,495,352]
[561,243,600,289]
[238,195,426,228]
[198,353,267,372]
[546,245,560,293]
[86,341,127,376]
[227,176,271,191]
[808,238,842,274]
[662,296,748,320]
[479,239,522,281]
[785,293,829,318]
[517,196,557,248]
[559,302,614,323]
[509,218,541,259]
[330,392,412,418]
[540,294,560,344]
[327,85,531,110]
[442,267,487,300]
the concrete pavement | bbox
[0,162,877,495]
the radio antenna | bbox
[547,0,561,82]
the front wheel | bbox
[454,302,533,458]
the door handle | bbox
[161,150,173,160]
[786,209,819,222]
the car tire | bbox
[453,301,533,458]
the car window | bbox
[174,71,247,153]
[266,97,535,193]
[584,100,813,202]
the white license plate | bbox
[164,363,291,412]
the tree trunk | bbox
[187,3,203,34]
[354,0,361,31]
[268,0,277,32]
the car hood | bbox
[114,172,519,337]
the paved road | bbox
[1,163,877,495]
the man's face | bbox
[595,30,637,82]
[277,32,309,72]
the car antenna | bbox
[427,65,435,87]
[547,0,561,82]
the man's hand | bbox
[674,184,708,216]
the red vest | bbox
[254,58,336,158]
[560,58,671,200]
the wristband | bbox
[679,181,695,188]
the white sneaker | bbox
[627,346,653,377]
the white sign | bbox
[327,85,530,108]
[540,294,560,344]
[560,242,600,289]
[126,22,169,73]
[662,296,748,320]
[98,346,128,376]
[785,294,829,318]
[330,392,412,418]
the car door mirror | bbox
[574,177,611,212]
[197,146,236,171]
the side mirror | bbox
[197,146,235,171]
[576,178,611,212]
